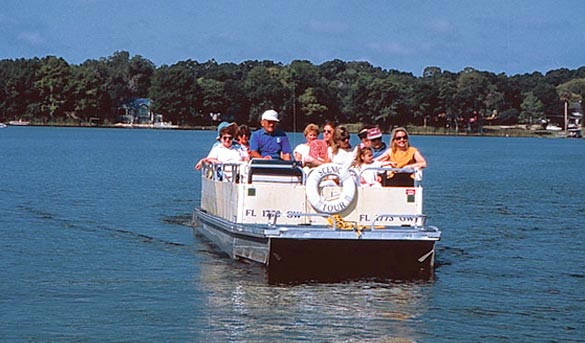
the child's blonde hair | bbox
[351,144,373,167]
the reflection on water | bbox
[195,243,434,342]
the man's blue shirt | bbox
[250,128,291,159]
[372,142,388,159]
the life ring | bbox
[306,163,356,214]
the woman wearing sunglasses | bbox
[378,127,427,169]
[195,122,248,170]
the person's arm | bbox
[249,131,261,159]
[195,146,218,170]
[250,150,271,159]
[294,151,302,162]
[280,134,292,161]
[375,149,391,162]
[380,160,396,168]
[405,150,427,169]
[195,158,206,170]
[303,154,325,167]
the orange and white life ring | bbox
[306,163,356,214]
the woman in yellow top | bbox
[378,127,427,169]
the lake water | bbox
[1,126,583,342]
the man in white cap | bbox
[249,109,292,160]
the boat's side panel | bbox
[196,219,237,260]
[305,186,423,226]
[194,208,270,263]
[267,238,436,282]
[201,176,240,221]
[203,166,424,228]
[239,183,309,225]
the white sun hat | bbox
[261,109,279,122]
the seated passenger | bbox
[357,124,374,149]
[195,122,248,170]
[377,127,426,185]
[329,125,354,169]
[249,110,292,160]
[351,145,390,187]
[294,123,319,163]
[366,127,387,159]
[378,127,427,169]
[236,124,251,160]
[305,120,335,167]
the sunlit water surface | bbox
[1,127,583,342]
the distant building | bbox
[118,98,155,124]
[568,101,583,138]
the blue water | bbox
[1,126,583,342]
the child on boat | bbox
[351,145,391,187]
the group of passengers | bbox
[195,109,291,170]
[195,109,427,187]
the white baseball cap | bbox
[261,109,279,122]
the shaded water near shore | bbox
[1,127,583,342]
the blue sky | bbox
[2,0,584,76]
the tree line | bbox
[1,50,584,131]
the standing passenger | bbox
[249,110,292,160]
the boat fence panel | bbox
[200,162,426,227]
[247,159,305,184]
[358,167,423,188]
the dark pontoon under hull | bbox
[194,208,437,282]
[268,239,435,282]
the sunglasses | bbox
[324,130,333,134]
[221,135,233,141]
[394,135,408,141]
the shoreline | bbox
[3,122,581,138]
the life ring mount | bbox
[305,163,356,214]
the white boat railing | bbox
[201,161,423,188]
[356,166,422,187]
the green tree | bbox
[519,92,544,124]
[197,77,226,114]
[34,56,71,120]
[0,58,40,121]
[557,78,585,102]
[297,87,328,122]
[149,61,201,125]
[67,61,109,122]
[243,64,288,124]
[128,55,155,98]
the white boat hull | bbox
[192,160,441,282]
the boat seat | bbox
[247,159,304,184]
[381,172,415,187]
